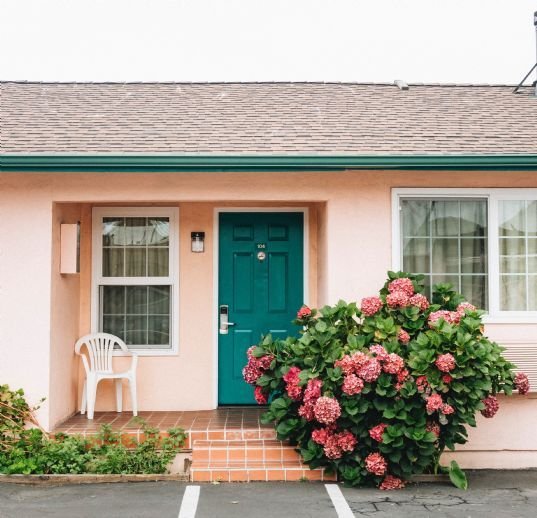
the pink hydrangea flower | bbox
[383,353,405,375]
[388,278,415,297]
[416,376,429,392]
[298,401,315,421]
[426,393,444,413]
[351,351,370,371]
[342,374,364,396]
[254,386,268,405]
[428,310,461,327]
[358,358,382,383]
[515,372,530,395]
[457,302,476,315]
[365,452,388,476]
[314,396,341,425]
[369,423,388,443]
[481,395,500,418]
[369,344,389,361]
[283,366,302,401]
[398,329,410,344]
[409,293,430,311]
[297,305,312,319]
[311,427,332,445]
[242,363,262,384]
[386,290,410,309]
[304,378,323,402]
[441,403,455,415]
[397,369,410,384]
[361,296,383,317]
[435,353,456,373]
[335,430,357,452]
[426,421,441,438]
[442,374,453,384]
[323,435,343,459]
[335,355,355,375]
[380,475,405,490]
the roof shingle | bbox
[1,82,536,155]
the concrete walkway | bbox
[0,470,536,518]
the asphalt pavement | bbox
[0,470,536,518]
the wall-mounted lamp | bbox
[60,222,80,274]
[191,231,205,253]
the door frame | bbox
[212,207,310,407]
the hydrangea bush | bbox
[243,272,530,490]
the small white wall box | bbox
[60,223,80,274]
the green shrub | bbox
[243,272,530,489]
[0,385,187,475]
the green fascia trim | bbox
[1,155,537,172]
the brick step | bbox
[190,439,336,483]
[185,428,277,449]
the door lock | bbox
[219,305,236,334]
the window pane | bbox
[500,275,526,310]
[126,315,147,345]
[529,239,537,273]
[431,201,459,237]
[461,275,487,310]
[461,238,487,273]
[499,201,525,236]
[527,202,537,237]
[100,285,171,348]
[125,217,149,246]
[102,286,125,314]
[529,276,537,311]
[432,274,460,291]
[125,248,146,277]
[500,238,526,274]
[401,200,430,237]
[432,238,459,273]
[148,285,170,314]
[148,248,169,277]
[461,201,487,237]
[103,218,125,246]
[148,316,170,345]
[403,238,430,273]
[102,315,125,341]
[147,218,170,246]
[102,248,124,277]
[401,198,488,309]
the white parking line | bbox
[325,484,355,518]
[178,485,200,518]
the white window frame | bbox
[91,207,180,356]
[392,188,537,324]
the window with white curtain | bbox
[92,208,179,354]
[395,190,537,319]
[400,198,488,309]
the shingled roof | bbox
[1,81,536,155]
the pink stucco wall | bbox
[0,170,536,468]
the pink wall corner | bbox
[49,203,81,429]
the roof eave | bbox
[1,155,537,172]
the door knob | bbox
[219,305,236,334]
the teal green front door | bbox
[218,212,304,404]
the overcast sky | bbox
[1,0,536,84]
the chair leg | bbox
[115,379,123,413]
[81,381,87,415]
[87,377,97,420]
[129,376,138,417]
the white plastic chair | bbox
[75,333,138,420]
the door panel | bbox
[218,212,304,404]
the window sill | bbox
[112,349,178,357]
[482,315,537,325]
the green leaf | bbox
[315,321,327,333]
[448,460,468,490]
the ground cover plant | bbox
[243,272,530,490]
[0,385,187,475]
